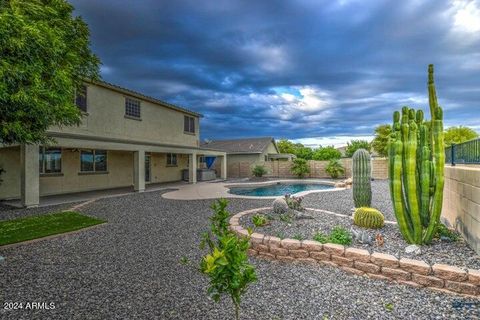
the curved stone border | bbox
[229,208,480,297]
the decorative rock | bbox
[276,255,295,262]
[250,233,264,245]
[272,197,289,215]
[267,236,282,248]
[468,269,480,286]
[351,228,373,245]
[310,251,330,261]
[253,244,269,252]
[331,255,353,267]
[345,248,371,263]
[399,258,431,275]
[405,244,422,255]
[289,249,309,259]
[432,264,468,282]
[381,267,411,281]
[341,266,365,276]
[247,249,258,256]
[345,178,353,185]
[301,240,323,251]
[281,239,301,250]
[270,247,288,256]
[334,182,346,188]
[323,243,345,256]
[445,280,479,295]
[354,261,381,274]
[0,256,4,263]
[258,252,275,260]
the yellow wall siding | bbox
[0,146,21,199]
[149,153,189,183]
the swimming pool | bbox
[228,183,334,197]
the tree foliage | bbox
[290,158,310,178]
[200,199,256,320]
[345,140,371,157]
[371,124,392,157]
[312,146,341,161]
[444,126,478,147]
[0,0,100,144]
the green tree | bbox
[295,146,314,160]
[371,124,392,157]
[0,0,100,145]
[312,146,341,161]
[290,158,310,178]
[325,159,345,178]
[277,139,313,159]
[444,126,478,147]
[345,140,371,157]
[277,139,297,154]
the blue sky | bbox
[72,0,480,147]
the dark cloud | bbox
[71,0,480,142]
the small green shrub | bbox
[279,213,292,224]
[252,165,268,177]
[325,159,345,179]
[251,214,268,227]
[313,232,329,243]
[275,232,285,240]
[290,158,310,178]
[435,223,460,242]
[328,226,352,245]
[200,199,257,320]
[292,234,304,241]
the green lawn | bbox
[0,211,106,246]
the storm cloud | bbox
[71,0,480,145]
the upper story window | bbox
[75,85,88,112]
[80,149,108,173]
[39,147,62,174]
[125,97,141,119]
[184,116,195,134]
[166,153,177,166]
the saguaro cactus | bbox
[388,64,445,244]
[352,149,372,208]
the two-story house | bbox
[0,80,227,207]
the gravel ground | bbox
[0,191,479,319]
[241,181,480,269]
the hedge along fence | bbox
[224,158,389,180]
[230,208,480,297]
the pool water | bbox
[228,183,333,197]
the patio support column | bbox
[133,150,145,192]
[21,144,40,208]
[221,155,227,180]
[189,153,197,184]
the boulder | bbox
[405,244,422,255]
[272,197,289,215]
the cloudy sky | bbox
[72,0,480,147]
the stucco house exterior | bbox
[202,137,292,178]
[0,80,226,207]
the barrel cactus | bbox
[352,149,372,208]
[354,207,384,229]
[388,64,445,245]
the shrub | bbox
[293,234,304,241]
[291,158,310,178]
[345,140,371,157]
[325,159,345,179]
[252,165,267,177]
[200,199,257,320]
[328,226,352,245]
[279,213,292,224]
[312,146,341,161]
[284,194,304,211]
[354,207,384,229]
[313,232,329,243]
[435,223,460,242]
[251,214,268,227]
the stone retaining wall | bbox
[230,208,480,297]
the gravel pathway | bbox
[0,191,479,319]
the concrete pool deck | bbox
[162,179,345,200]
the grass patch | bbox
[0,211,105,246]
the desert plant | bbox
[352,149,372,208]
[328,226,352,245]
[290,158,310,178]
[388,64,445,245]
[313,232,329,243]
[252,165,267,177]
[292,234,304,241]
[279,213,293,224]
[284,194,304,211]
[325,159,345,178]
[354,207,385,229]
[435,223,460,242]
[200,199,257,320]
[251,214,268,227]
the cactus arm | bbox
[392,140,414,243]
[405,120,422,243]
[423,107,445,243]
[420,146,431,227]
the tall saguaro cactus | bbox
[352,149,372,208]
[388,64,445,244]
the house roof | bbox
[90,80,203,118]
[201,137,278,154]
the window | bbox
[81,150,108,172]
[75,85,88,112]
[184,116,195,133]
[125,97,141,118]
[166,153,177,166]
[39,147,62,174]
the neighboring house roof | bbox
[89,80,203,118]
[201,137,279,154]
